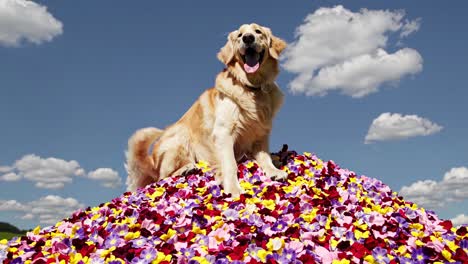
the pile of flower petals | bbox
[1,147,467,264]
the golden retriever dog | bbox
[126,23,287,196]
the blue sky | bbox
[0,0,467,229]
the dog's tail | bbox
[125,127,164,191]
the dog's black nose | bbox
[242,34,255,45]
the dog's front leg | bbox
[213,121,242,197]
[253,135,288,180]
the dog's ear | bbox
[262,26,287,60]
[217,31,235,65]
[269,35,287,60]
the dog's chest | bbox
[214,78,282,150]
[232,92,273,140]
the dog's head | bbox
[218,23,287,86]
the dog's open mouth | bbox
[241,47,265,74]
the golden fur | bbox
[126,23,287,196]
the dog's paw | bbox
[223,181,243,198]
[181,164,200,176]
[269,169,288,181]
[213,171,223,186]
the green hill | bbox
[0,222,27,240]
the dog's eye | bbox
[255,29,262,34]
[237,33,242,38]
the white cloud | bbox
[365,113,442,144]
[303,48,422,97]
[12,154,83,189]
[21,213,34,220]
[451,214,468,226]
[0,0,63,46]
[401,18,421,38]
[0,199,28,211]
[0,195,84,225]
[0,154,121,189]
[29,195,83,224]
[399,167,468,209]
[282,5,423,98]
[0,172,20,181]
[0,166,11,173]
[399,180,442,208]
[443,167,468,199]
[88,168,122,188]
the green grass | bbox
[0,231,24,240]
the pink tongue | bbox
[244,62,260,73]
